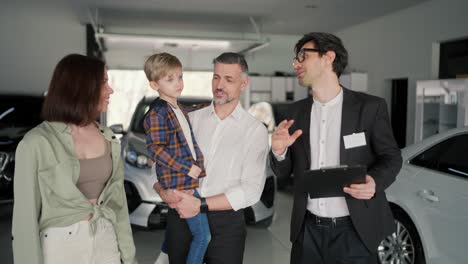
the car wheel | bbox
[124,181,142,213]
[378,208,425,264]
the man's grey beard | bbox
[213,97,234,105]
[213,89,234,105]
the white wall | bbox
[246,34,299,75]
[0,0,85,95]
[335,0,468,145]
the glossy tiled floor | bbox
[0,191,293,264]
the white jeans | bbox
[40,218,121,264]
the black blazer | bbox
[270,88,402,252]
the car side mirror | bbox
[109,124,126,135]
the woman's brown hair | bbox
[42,54,105,125]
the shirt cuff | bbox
[272,149,287,161]
[151,164,158,181]
[225,187,245,211]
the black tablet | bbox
[302,165,367,198]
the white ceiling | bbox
[71,0,428,35]
[68,0,429,68]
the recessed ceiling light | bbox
[163,43,178,48]
[305,4,317,8]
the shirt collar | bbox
[209,102,243,121]
[47,121,71,134]
[313,88,343,107]
[46,121,116,141]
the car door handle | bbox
[417,189,439,203]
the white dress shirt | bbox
[188,103,269,211]
[171,106,197,160]
[274,89,349,217]
[307,89,350,217]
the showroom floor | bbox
[0,191,293,264]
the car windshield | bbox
[131,103,151,134]
[0,96,43,142]
[131,97,212,134]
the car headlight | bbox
[124,148,151,169]
[136,155,148,168]
[126,151,138,164]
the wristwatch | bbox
[199,197,209,213]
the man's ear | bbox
[324,50,336,66]
[240,76,249,92]
[149,81,159,91]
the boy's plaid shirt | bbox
[143,98,206,190]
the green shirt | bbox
[12,121,137,264]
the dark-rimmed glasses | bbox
[292,48,321,63]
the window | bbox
[410,134,468,178]
[107,70,212,130]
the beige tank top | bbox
[77,142,113,199]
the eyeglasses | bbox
[292,48,321,63]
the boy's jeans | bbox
[159,190,211,263]
[185,189,211,264]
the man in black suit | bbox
[270,32,402,264]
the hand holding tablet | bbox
[302,165,367,199]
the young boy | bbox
[143,52,210,264]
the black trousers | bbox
[291,212,376,264]
[167,208,246,264]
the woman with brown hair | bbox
[12,54,137,264]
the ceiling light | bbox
[97,33,231,49]
[95,32,269,54]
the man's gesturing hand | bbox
[271,120,303,155]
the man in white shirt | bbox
[270,32,402,263]
[154,52,269,264]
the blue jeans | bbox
[186,189,211,264]
[161,189,211,264]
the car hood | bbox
[0,126,33,152]
[0,94,44,151]
[123,132,149,157]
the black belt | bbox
[306,211,352,228]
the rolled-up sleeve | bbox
[113,161,138,264]
[225,125,269,211]
[12,138,43,264]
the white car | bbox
[111,97,276,228]
[378,127,468,264]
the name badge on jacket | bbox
[343,132,366,149]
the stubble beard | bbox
[298,78,309,88]
[298,74,313,88]
[213,88,234,105]
[214,97,234,105]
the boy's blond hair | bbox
[144,52,182,82]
